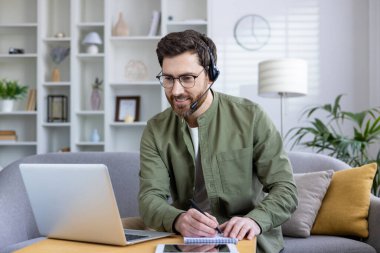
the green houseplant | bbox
[286,95,380,196]
[0,79,28,112]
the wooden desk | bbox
[15,236,256,253]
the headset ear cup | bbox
[207,48,220,81]
[209,65,220,81]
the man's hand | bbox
[220,217,261,240]
[174,209,219,237]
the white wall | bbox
[369,0,380,109]
[209,0,371,150]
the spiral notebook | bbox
[184,234,238,244]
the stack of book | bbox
[0,130,17,141]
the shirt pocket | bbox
[216,147,253,194]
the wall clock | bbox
[233,14,271,51]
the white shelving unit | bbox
[37,0,71,156]
[0,0,209,167]
[0,0,38,167]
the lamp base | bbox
[86,45,99,54]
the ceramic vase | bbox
[90,128,100,143]
[0,99,14,112]
[112,12,129,36]
[91,87,101,110]
[51,67,61,82]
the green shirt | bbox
[139,91,298,253]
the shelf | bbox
[110,122,147,127]
[0,23,38,28]
[110,81,159,87]
[167,20,208,25]
[0,54,37,58]
[43,37,71,42]
[43,82,71,87]
[0,111,37,116]
[0,141,37,146]
[110,36,161,41]
[76,142,105,146]
[77,54,105,60]
[42,123,71,127]
[77,53,105,57]
[76,111,105,115]
[77,22,105,28]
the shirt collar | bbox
[196,89,219,127]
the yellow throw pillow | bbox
[311,163,377,238]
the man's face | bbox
[162,51,210,118]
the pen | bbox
[189,199,222,234]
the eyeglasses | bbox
[156,69,205,89]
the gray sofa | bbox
[0,152,379,253]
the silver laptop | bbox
[19,163,173,246]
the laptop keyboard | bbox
[125,234,149,241]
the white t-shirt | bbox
[188,126,211,213]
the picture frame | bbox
[115,96,140,122]
[47,95,68,122]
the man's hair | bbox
[156,30,217,72]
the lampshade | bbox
[82,32,102,45]
[258,59,308,98]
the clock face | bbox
[234,14,271,51]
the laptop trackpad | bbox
[123,228,173,243]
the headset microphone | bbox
[190,82,214,111]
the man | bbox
[138,30,298,253]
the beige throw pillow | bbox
[282,170,333,237]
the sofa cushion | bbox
[282,170,333,237]
[0,237,45,253]
[283,235,376,253]
[311,163,377,238]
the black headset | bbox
[206,46,220,82]
[189,46,220,111]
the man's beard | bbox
[168,92,206,119]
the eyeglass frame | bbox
[156,68,206,89]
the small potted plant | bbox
[0,79,28,112]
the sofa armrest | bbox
[0,162,40,250]
[366,195,380,252]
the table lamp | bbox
[258,58,308,136]
[82,32,102,54]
